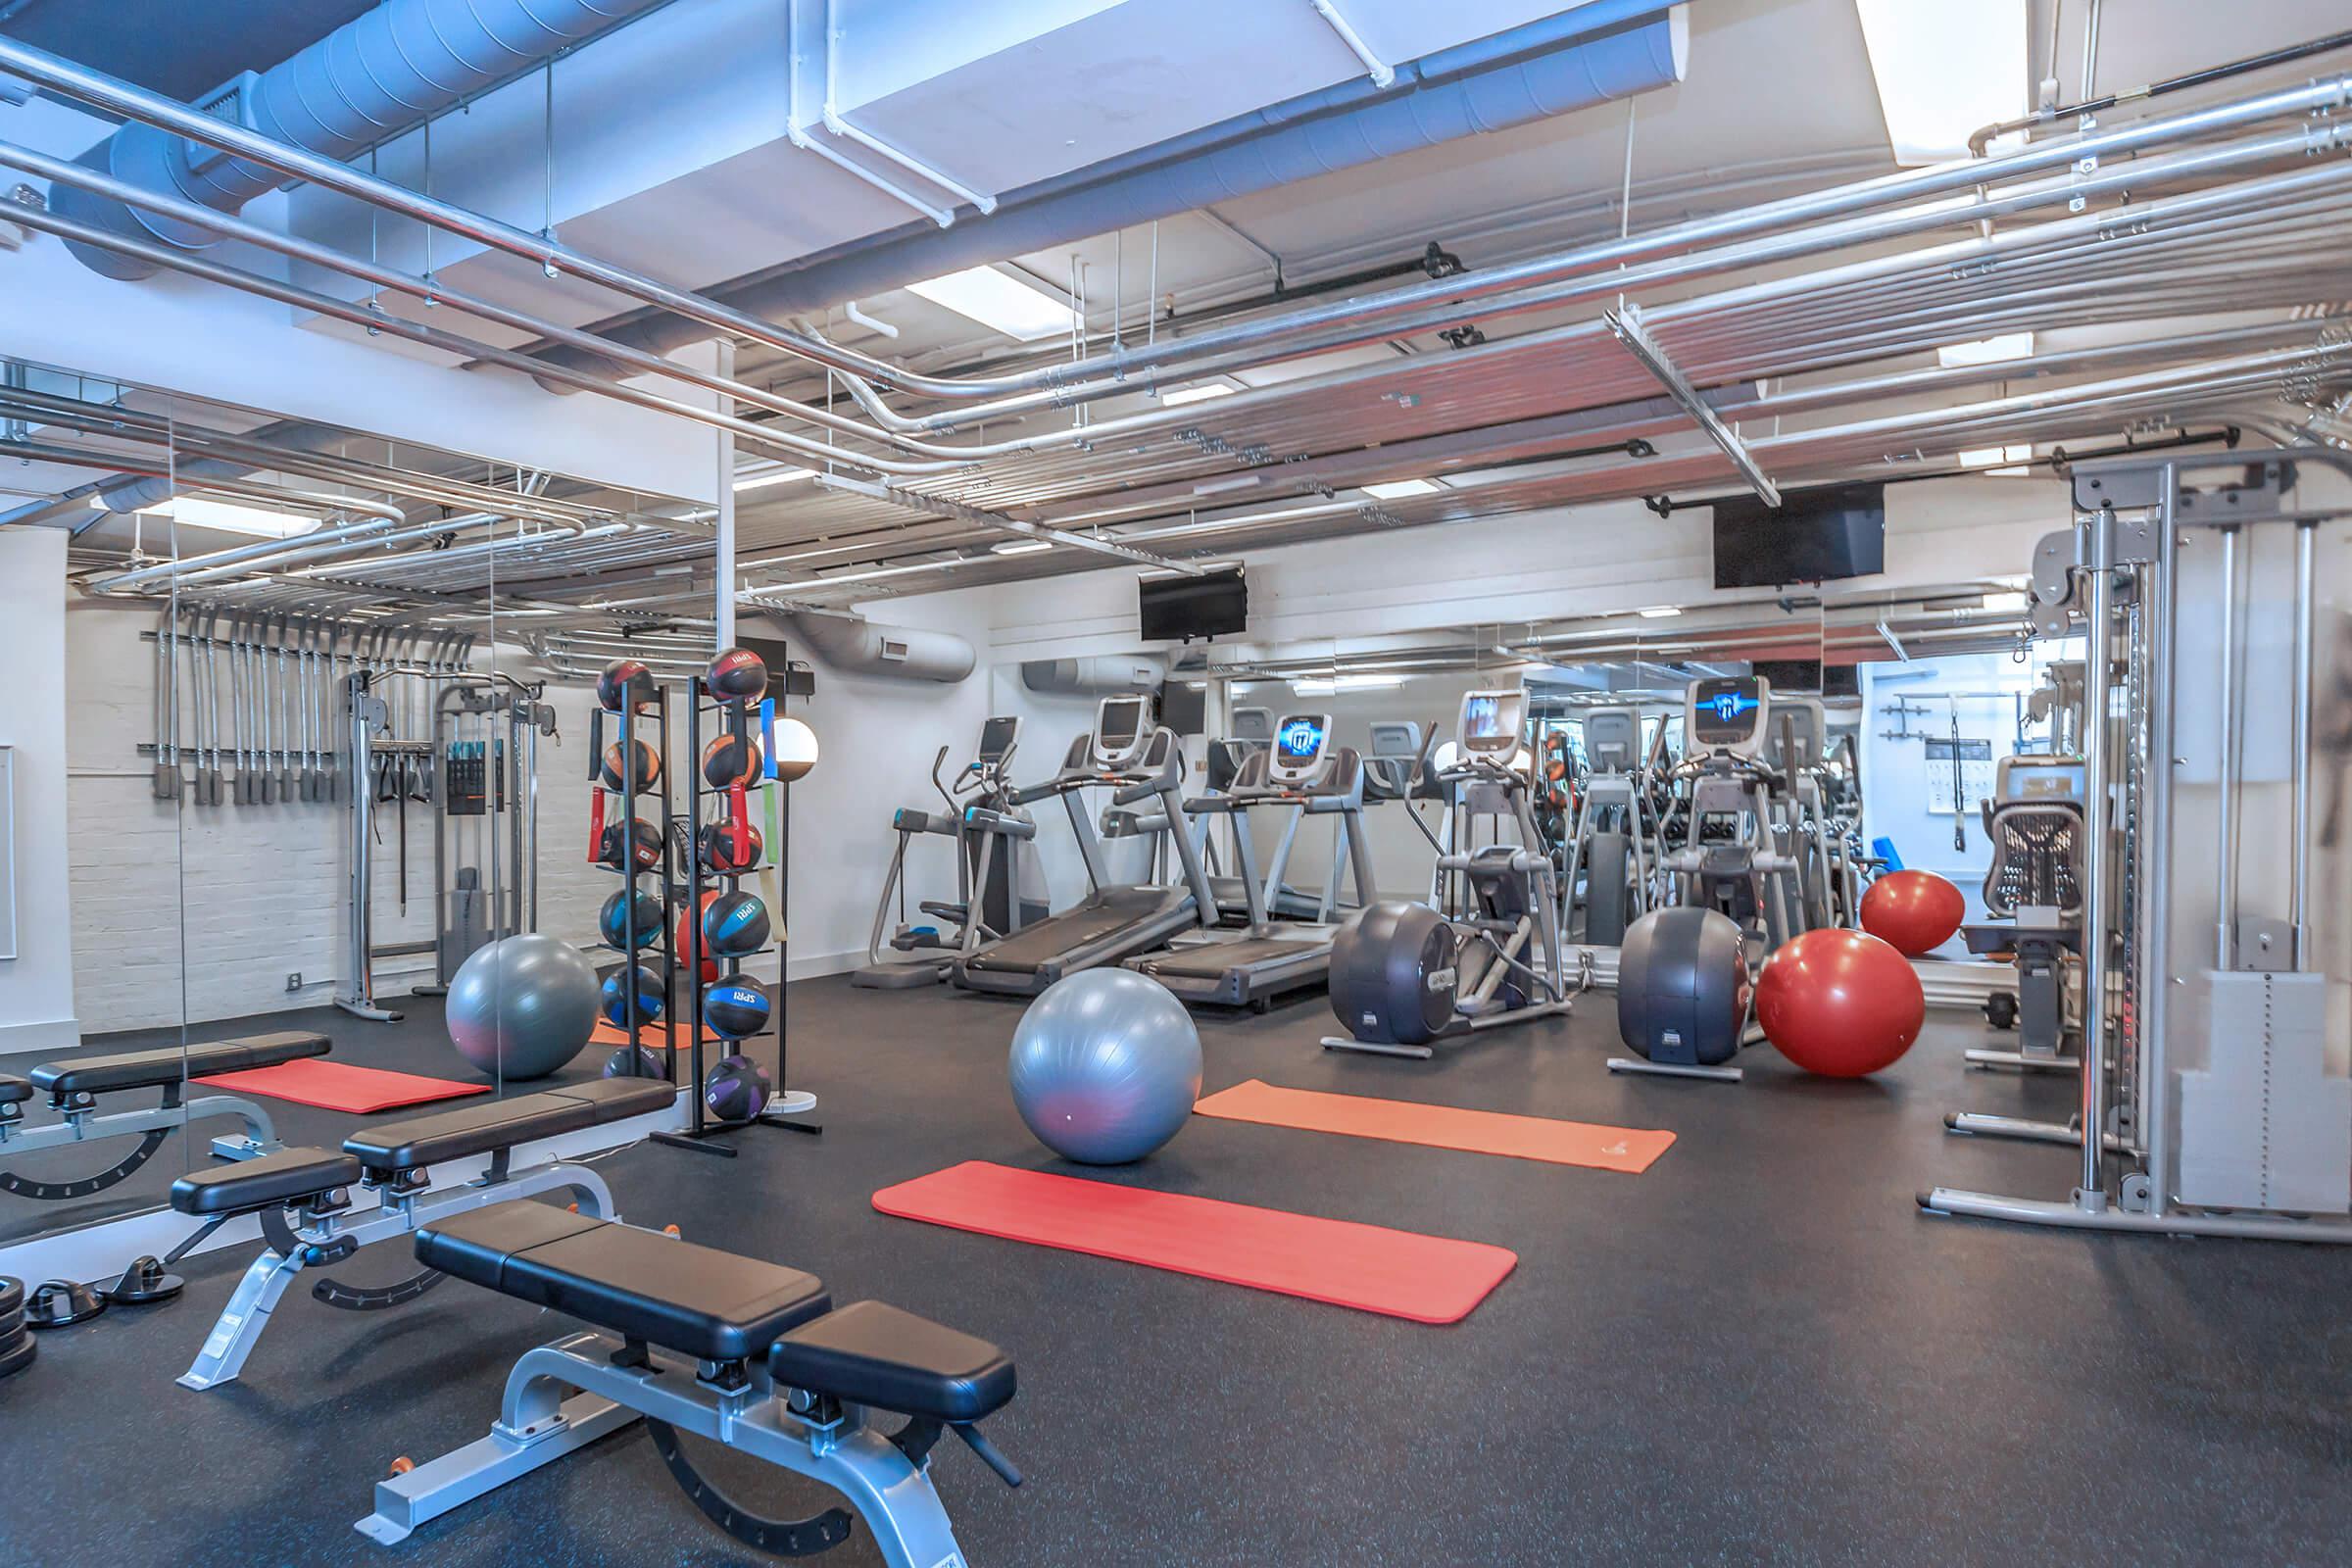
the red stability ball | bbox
[1858,869,1966,957]
[1754,929,1924,1078]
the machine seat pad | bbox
[770,1300,1016,1424]
[0,1074,28,1105]
[171,1147,364,1217]
[29,1032,329,1097]
[344,1080,673,1171]
[416,1201,830,1364]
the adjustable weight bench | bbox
[0,1032,328,1200]
[357,1201,1020,1566]
[170,1078,674,1391]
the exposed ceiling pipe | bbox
[1021,656,1169,697]
[47,0,667,279]
[536,0,1691,381]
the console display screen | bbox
[1690,677,1765,747]
[978,716,1017,762]
[1462,693,1516,745]
[1099,696,1146,749]
[1275,714,1327,764]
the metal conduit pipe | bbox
[48,0,667,279]
[3,32,2342,408]
[126,515,517,593]
[82,512,412,595]
[0,199,981,485]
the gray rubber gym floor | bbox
[3,978,2348,1566]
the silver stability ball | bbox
[1008,968,1202,1164]
[1615,906,1750,1068]
[446,933,601,1080]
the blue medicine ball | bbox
[704,980,770,1039]
[703,891,771,957]
[600,964,664,1029]
[598,888,663,951]
[602,1044,665,1080]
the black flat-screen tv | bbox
[1139,564,1247,642]
[1712,484,1886,589]
[1751,659,1820,693]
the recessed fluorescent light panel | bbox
[905,266,1073,341]
[1160,383,1237,407]
[1959,444,2034,469]
[734,466,816,492]
[1362,479,1441,500]
[1636,605,1683,618]
[136,496,321,538]
[991,538,1054,556]
[1854,0,2028,165]
[1292,673,1407,694]
[1937,332,2034,368]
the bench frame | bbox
[358,1329,971,1568]
[0,1080,280,1201]
[178,1152,617,1391]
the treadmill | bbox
[1127,712,1379,1009]
[951,695,1220,998]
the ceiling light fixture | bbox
[991,538,1054,556]
[734,466,816,492]
[1291,673,1407,695]
[1959,444,2034,469]
[1361,478,1441,500]
[1636,605,1684,618]
[135,495,322,538]
[1160,383,1237,407]
[905,265,1073,341]
[1937,331,2035,368]
[1854,0,2028,166]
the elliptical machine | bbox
[1559,706,1655,945]
[852,716,1042,989]
[1609,675,1790,1083]
[1323,688,1573,1058]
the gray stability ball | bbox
[1008,968,1202,1164]
[446,933,601,1080]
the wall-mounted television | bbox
[1139,564,1247,642]
[1712,484,1886,589]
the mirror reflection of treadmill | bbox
[952,695,1218,997]
[1126,708,1377,1008]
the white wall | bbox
[0,530,75,1052]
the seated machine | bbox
[355,1201,1020,1566]
[1951,757,2089,1135]
[0,1032,326,1200]
[167,1078,672,1390]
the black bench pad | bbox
[171,1146,364,1217]
[771,1300,1016,1424]
[417,1201,830,1364]
[0,1074,28,1106]
[345,1080,672,1172]
[28,1032,329,1097]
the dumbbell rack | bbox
[656,677,819,1154]
[588,685,679,1087]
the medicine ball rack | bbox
[587,680,683,1105]
[667,669,819,1152]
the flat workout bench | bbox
[360,1201,1019,1566]
[171,1078,673,1392]
[0,1032,327,1200]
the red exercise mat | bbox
[194,1058,491,1113]
[1194,1079,1676,1173]
[871,1160,1516,1324]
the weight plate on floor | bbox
[0,1305,23,1341]
[0,1330,34,1380]
[0,1276,22,1318]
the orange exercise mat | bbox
[588,1019,728,1049]
[1193,1079,1676,1173]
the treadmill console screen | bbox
[1457,689,1526,758]
[1092,695,1153,769]
[977,715,1018,763]
[1689,676,1769,755]
[1274,714,1328,764]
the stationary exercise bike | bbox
[852,716,1044,989]
[1324,688,1573,1058]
